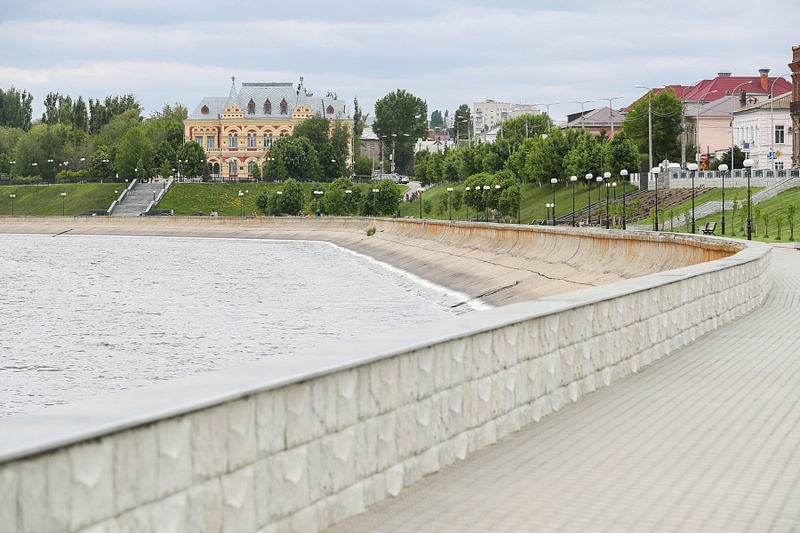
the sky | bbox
[1,0,798,125]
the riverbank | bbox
[0,216,741,307]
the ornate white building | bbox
[732,93,793,171]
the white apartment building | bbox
[472,100,540,133]
[732,93,792,171]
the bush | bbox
[366,226,376,236]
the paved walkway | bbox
[327,245,800,532]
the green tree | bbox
[430,110,444,130]
[115,126,153,179]
[90,145,115,179]
[373,89,428,174]
[89,94,142,135]
[277,178,304,215]
[713,146,746,170]
[0,87,34,130]
[621,88,683,168]
[176,141,207,179]
[323,177,360,215]
[269,136,321,181]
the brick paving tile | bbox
[325,246,800,533]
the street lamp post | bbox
[769,74,789,172]
[418,188,424,219]
[729,80,756,172]
[569,99,595,130]
[9,193,15,215]
[238,190,245,217]
[345,189,352,216]
[743,158,754,240]
[483,185,490,221]
[546,203,552,221]
[585,173,593,225]
[275,190,282,215]
[612,182,617,227]
[651,166,661,231]
[550,178,557,225]
[153,190,156,203]
[465,187,470,221]
[60,192,66,216]
[494,184,501,222]
[313,190,324,216]
[372,188,379,214]
[533,102,559,121]
[570,175,577,227]
[718,164,728,235]
[595,96,624,138]
[620,169,628,230]
[694,90,717,166]
[595,175,603,226]
[635,85,656,178]
[447,187,453,221]
[687,162,698,233]
[603,172,611,228]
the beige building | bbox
[184,77,348,180]
[472,100,540,134]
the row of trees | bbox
[253,177,403,217]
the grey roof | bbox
[566,106,626,127]
[188,78,347,120]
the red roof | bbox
[661,74,791,102]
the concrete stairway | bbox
[111,180,169,217]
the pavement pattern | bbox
[326,245,800,532]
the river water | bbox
[0,234,472,418]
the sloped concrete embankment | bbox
[0,216,767,532]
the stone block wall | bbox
[0,237,770,533]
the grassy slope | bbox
[4,181,800,243]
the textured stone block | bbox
[229,398,258,471]
[17,458,46,533]
[328,428,357,493]
[269,446,309,519]
[385,464,404,497]
[397,354,419,406]
[115,427,158,512]
[0,464,18,532]
[416,348,435,400]
[284,384,313,448]
[333,370,358,431]
[190,405,228,481]
[70,440,114,531]
[306,440,327,503]
[157,418,193,498]
[395,405,417,460]
[148,492,189,533]
[375,413,397,472]
[221,467,257,533]
[187,478,224,533]
[257,390,287,455]
[353,420,378,478]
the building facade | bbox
[790,45,800,168]
[184,77,349,180]
[732,93,793,170]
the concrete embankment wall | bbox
[0,218,770,532]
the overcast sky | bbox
[1,0,798,124]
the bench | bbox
[699,222,717,235]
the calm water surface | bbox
[0,234,470,418]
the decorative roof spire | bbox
[226,76,239,108]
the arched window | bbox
[201,105,209,115]
[326,105,334,115]
[280,99,288,115]
[264,99,272,114]
[247,99,255,114]
[228,133,238,148]
[228,160,238,177]
[247,160,256,176]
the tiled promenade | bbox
[327,245,800,532]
